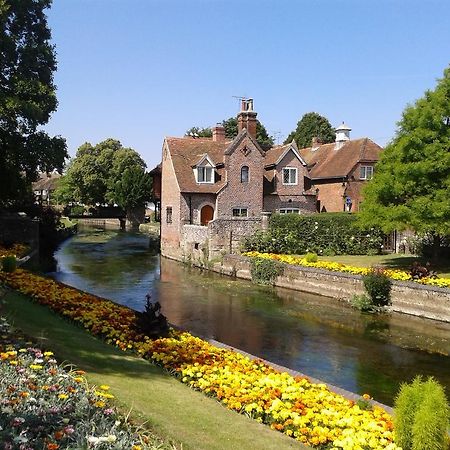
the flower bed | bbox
[243,251,450,289]
[0,316,161,449]
[0,269,400,449]
[0,243,28,258]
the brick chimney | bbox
[237,98,257,138]
[212,124,225,142]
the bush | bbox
[242,213,384,256]
[394,376,449,450]
[1,256,16,272]
[250,257,283,285]
[362,268,392,307]
[350,294,374,312]
[305,252,318,263]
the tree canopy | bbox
[0,0,67,206]
[56,139,152,210]
[358,67,450,244]
[284,112,335,148]
[186,117,274,150]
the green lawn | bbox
[2,290,305,450]
[315,254,450,278]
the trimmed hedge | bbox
[243,213,384,255]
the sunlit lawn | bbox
[316,254,450,278]
[2,290,304,450]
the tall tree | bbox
[0,0,67,206]
[185,126,212,138]
[56,139,152,210]
[284,112,335,148]
[358,67,450,257]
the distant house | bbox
[157,101,382,261]
[299,124,383,213]
[32,172,61,205]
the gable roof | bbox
[299,138,382,179]
[32,172,61,191]
[264,141,307,167]
[224,128,265,156]
[165,137,230,193]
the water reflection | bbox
[51,229,450,406]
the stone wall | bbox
[214,255,450,323]
[208,218,262,259]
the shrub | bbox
[1,256,16,272]
[350,294,374,312]
[362,268,392,307]
[394,376,449,450]
[250,257,283,285]
[305,252,318,263]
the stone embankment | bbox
[211,255,450,323]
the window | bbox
[360,165,374,180]
[197,166,214,183]
[232,208,248,217]
[282,167,297,185]
[241,166,249,183]
[279,208,300,214]
[166,206,172,224]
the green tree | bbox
[185,126,212,138]
[358,67,450,258]
[0,0,67,206]
[221,117,274,150]
[55,139,151,211]
[284,112,335,148]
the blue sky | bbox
[45,0,450,170]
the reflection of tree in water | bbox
[60,231,158,287]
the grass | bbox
[316,254,450,278]
[1,290,304,450]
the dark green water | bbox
[50,229,450,406]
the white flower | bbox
[88,436,99,446]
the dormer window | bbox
[282,167,297,185]
[194,155,215,184]
[360,165,374,180]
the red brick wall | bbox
[315,181,346,213]
[217,137,264,218]
[161,142,182,256]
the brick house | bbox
[298,123,383,213]
[160,100,315,261]
[158,102,382,261]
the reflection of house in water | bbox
[32,172,61,205]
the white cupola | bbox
[335,122,351,150]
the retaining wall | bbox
[211,255,450,323]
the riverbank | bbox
[204,254,450,323]
[1,289,303,450]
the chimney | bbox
[311,136,322,151]
[335,122,351,150]
[212,124,225,142]
[237,98,257,138]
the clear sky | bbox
[45,0,450,170]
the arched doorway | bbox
[200,205,214,226]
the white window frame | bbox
[279,208,300,214]
[196,165,214,184]
[282,167,298,185]
[232,208,248,217]
[360,165,374,180]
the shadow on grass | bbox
[2,291,171,381]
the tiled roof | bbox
[264,143,291,166]
[165,137,230,193]
[32,172,61,191]
[299,138,382,179]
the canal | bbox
[50,228,450,406]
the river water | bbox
[50,228,450,406]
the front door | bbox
[200,205,214,226]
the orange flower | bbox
[54,430,64,440]
[47,443,59,450]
